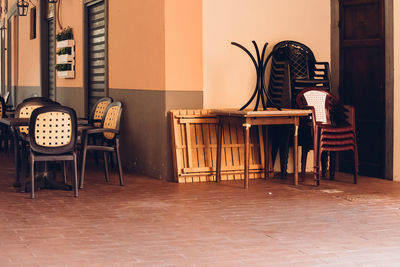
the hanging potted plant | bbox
[56,46,74,64]
[56,27,75,79]
[56,27,74,48]
[55,63,74,78]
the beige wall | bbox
[109,0,165,90]
[202,0,330,173]
[56,0,83,88]
[202,0,331,109]
[393,1,400,181]
[164,0,203,91]
[18,2,40,87]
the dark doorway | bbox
[339,0,385,178]
[86,0,106,115]
[47,17,56,101]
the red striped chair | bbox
[296,88,358,185]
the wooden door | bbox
[339,0,385,177]
[87,0,106,115]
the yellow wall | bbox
[164,0,203,91]
[109,0,165,90]
[393,0,400,181]
[18,1,40,87]
[56,0,83,88]
[202,0,330,172]
[202,0,331,109]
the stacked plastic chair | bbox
[296,88,358,185]
[267,41,331,179]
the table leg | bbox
[264,126,269,180]
[294,125,299,186]
[216,120,223,183]
[10,127,20,187]
[244,124,250,189]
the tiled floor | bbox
[1,152,400,266]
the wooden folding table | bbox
[213,109,312,188]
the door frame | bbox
[1,18,6,96]
[82,0,109,117]
[7,4,18,108]
[40,1,57,99]
[331,0,394,179]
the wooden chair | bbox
[28,106,78,198]
[296,88,358,185]
[80,101,123,189]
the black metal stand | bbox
[231,41,280,111]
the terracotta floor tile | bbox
[1,152,400,265]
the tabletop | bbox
[0,117,29,126]
[0,118,90,127]
[211,108,312,117]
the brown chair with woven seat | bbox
[296,88,358,185]
[80,101,123,189]
[28,105,78,198]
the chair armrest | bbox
[297,105,317,128]
[78,118,101,125]
[86,127,119,135]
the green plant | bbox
[56,27,73,41]
[55,64,72,71]
[56,47,72,55]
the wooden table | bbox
[213,109,312,188]
[0,118,29,188]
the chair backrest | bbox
[272,40,316,80]
[16,100,60,134]
[101,101,122,140]
[296,88,336,125]
[0,96,6,118]
[90,97,113,127]
[3,91,10,104]
[23,96,57,104]
[29,105,77,155]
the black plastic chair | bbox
[80,101,124,189]
[28,106,78,198]
[0,96,11,151]
[267,41,331,179]
[15,100,61,191]
[23,96,58,104]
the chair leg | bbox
[20,141,28,193]
[300,146,308,181]
[31,156,35,199]
[353,145,359,184]
[79,132,89,189]
[63,161,68,184]
[329,151,336,180]
[313,128,320,186]
[116,137,124,186]
[321,151,328,178]
[73,154,79,197]
[103,151,110,182]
